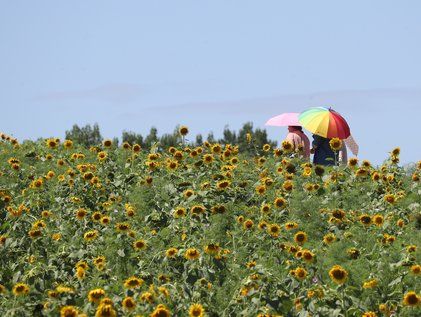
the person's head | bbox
[288,126,302,132]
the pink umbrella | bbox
[265,112,301,127]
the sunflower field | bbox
[0,131,420,317]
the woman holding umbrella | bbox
[265,113,310,159]
[286,125,310,159]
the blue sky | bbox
[1,1,420,164]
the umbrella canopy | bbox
[298,107,350,139]
[344,135,359,156]
[265,112,301,127]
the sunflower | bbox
[189,303,205,317]
[243,219,254,230]
[158,286,170,297]
[103,139,112,147]
[282,180,293,191]
[93,256,106,270]
[203,154,214,164]
[185,248,201,260]
[211,144,222,153]
[183,189,194,198]
[88,288,106,304]
[28,229,42,239]
[329,138,342,151]
[274,197,287,209]
[122,296,136,311]
[267,224,281,238]
[258,204,270,214]
[292,267,308,280]
[95,303,117,317]
[397,219,405,228]
[262,144,271,152]
[372,214,384,226]
[33,178,43,188]
[359,214,372,226]
[133,239,147,251]
[75,208,87,220]
[12,283,29,296]
[255,185,266,195]
[57,159,64,166]
[76,267,86,280]
[56,285,74,294]
[83,230,99,242]
[124,276,144,289]
[294,231,307,245]
[331,209,346,221]
[285,222,298,230]
[97,151,108,162]
[204,243,220,255]
[302,166,312,177]
[403,291,420,306]
[46,138,58,149]
[90,211,102,222]
[216,180,230,190]
[115,222,130,232]
[362,160,371,168]
[63,140,73,149]
[76,260,89,270]
[100,216,111,226]
[166,160,179,170]
[166,247,178,258]
[281,140,293,152]
[150,304,171,317]
[362,279,378,289]
[246,261,256,269]
[384,194,396,204]
[257,221,268,230]
[381,234,395,244]
[179,125,189,136]
[60,306,79,317]
[140,291,154,303]
[329,265,348,284]
[323,233,336,245]
[99,297,113,305]
[211,205,226,214]
[410,264,421,275]
[32,219,46,229]
[302,250,314,263]
[190,205,206,215]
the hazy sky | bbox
[1,1,420,164]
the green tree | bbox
[207,132,215,143]
[144,127,159,149]
[122,131,144,147]
[195,134,203,146]
[219,125,237,145]
[65,123,103,147]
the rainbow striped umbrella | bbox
[298,107,350,139]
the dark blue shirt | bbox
[312,135,337,166]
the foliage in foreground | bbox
[0,131,420,317]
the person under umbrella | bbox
[299,107,352,166]
[265,112,310,159]
[311,134,337,166]
[285,125,310,159]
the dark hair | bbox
[290,126,303,132]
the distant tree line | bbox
[65,123,277,153]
